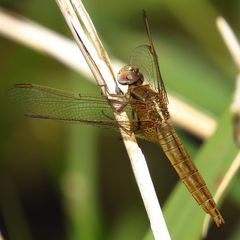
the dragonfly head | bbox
[117,65,144,86]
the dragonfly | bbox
[9,12,224,226]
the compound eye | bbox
[126,74,133,80]
[127,66,133,71]
[117,65,143,85]
[133,68,139,73]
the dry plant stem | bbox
[216,17,240,69]
[202,151,240,237]
[0,7,90,77]
[231,74,240,119]
[218,18,240,145]
[202,18,240,235]
[231,75,240,146]
[70,0,116,80]
[0,232,4,240]
[169,95,216,139]
[56,0,171,239]
[217,17,240,115]
[0,7,215,139]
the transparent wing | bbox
[130,44,168,106]
[8,83,139,131]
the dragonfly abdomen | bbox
[157,120,224,226]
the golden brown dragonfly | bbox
[9,13,224,226]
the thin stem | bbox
[0,233,4,240]
[56,0,171,239]
[217,17,240,121]
[0,7,90,77]
[216,17,240,69]
[201,17,240,236]
[202,151,240,237]
[169,95,216,139]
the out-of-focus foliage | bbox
[0,0,239,240]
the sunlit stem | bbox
[216,17,240,70]
[216,17,240,145]
[56,0,171,239]
[202,17,240,237]
[202,151,240,237]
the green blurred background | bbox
[0,0,239,239]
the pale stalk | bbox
[202,151,240,237]
[216,17,240,69]
[0,7,216,139]
[169,95,216,139]
[0,233,4,240]
[56,0,171,239]
[216,16,240,124]
[217,17,240,116]
[202,17,240,236]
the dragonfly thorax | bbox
[117,65,144,86]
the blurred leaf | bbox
[107,207,148,240]
[60,77,103,240]
[63,124,103,240]
[161,0,235,76]
[155,35,232,116]
[228,176,240,206]
[230,222,240,240]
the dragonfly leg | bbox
[98,82,124,96]
[106,97,129,113]
[97,83,109,93]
